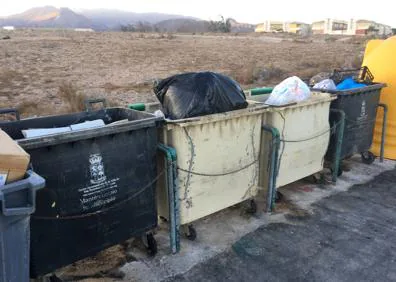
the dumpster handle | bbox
[84,98,107,112]
[261,125,280,212]
[329,109,345,183]
[0,171,45,216]
[0,108,20,121]
[377,103,388,162]
[158,143,180,254]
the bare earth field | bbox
[0,29,366,117]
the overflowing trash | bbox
[153,72,248,119]
[312,77,367,91]
[309,72,332,86]
[311,67,373,92]
[0,129,30,185]
[336,77,367,90]
[313,79,337,90]
[265,76,311,106]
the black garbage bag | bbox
[153,72,248,119]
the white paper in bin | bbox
[22,127,71,138]
[70,119,105,131]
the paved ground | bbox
[57,157,395,281]
[166,166,396,282]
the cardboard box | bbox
[0,130,30,184]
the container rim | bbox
[15,107,162,150]
[164,104,269,127]
[247,92,336,112]
[312,82,387,96]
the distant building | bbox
[348,19,392,36]
[74,28,94,32]
[312,19,348,35]
[285,22,310,34]
[2,26,15,31]
[311,18,392,36]
[255,21,309,34]
[255,21,287,33]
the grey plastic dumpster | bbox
[0,102,163,277]
[0,171,45,282]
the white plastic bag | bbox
[313,79,336,90]
[265,76,311,106]
[154,110,165,118]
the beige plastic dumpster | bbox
[250,92,335,188]
[157,105,268,234]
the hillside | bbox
[79,9,197,30]
[1,6,94,28]
[0,6,255,32]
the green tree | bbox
[209,16,231,33]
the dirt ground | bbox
[0,29,366,117]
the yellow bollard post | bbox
[363,36,396,159]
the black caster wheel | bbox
[159,216,168,222]
[246,199,257,214]
[275,191,283,203]
[361,151,376,165]
[310,173,326,184]
[185,224,197,241]
[145,233,157,256]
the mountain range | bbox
[0,6,255,32]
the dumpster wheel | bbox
[246,199,257,214]
[275,191,283,203]
[361,151,376,165]
[184,224,197,241]
[145,233,158,256]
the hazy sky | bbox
[1,0,395,26]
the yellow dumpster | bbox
[157,105,270,239]
[248,93,335,188]
[363,36,396,159]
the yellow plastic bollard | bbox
[363,36,396,159]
